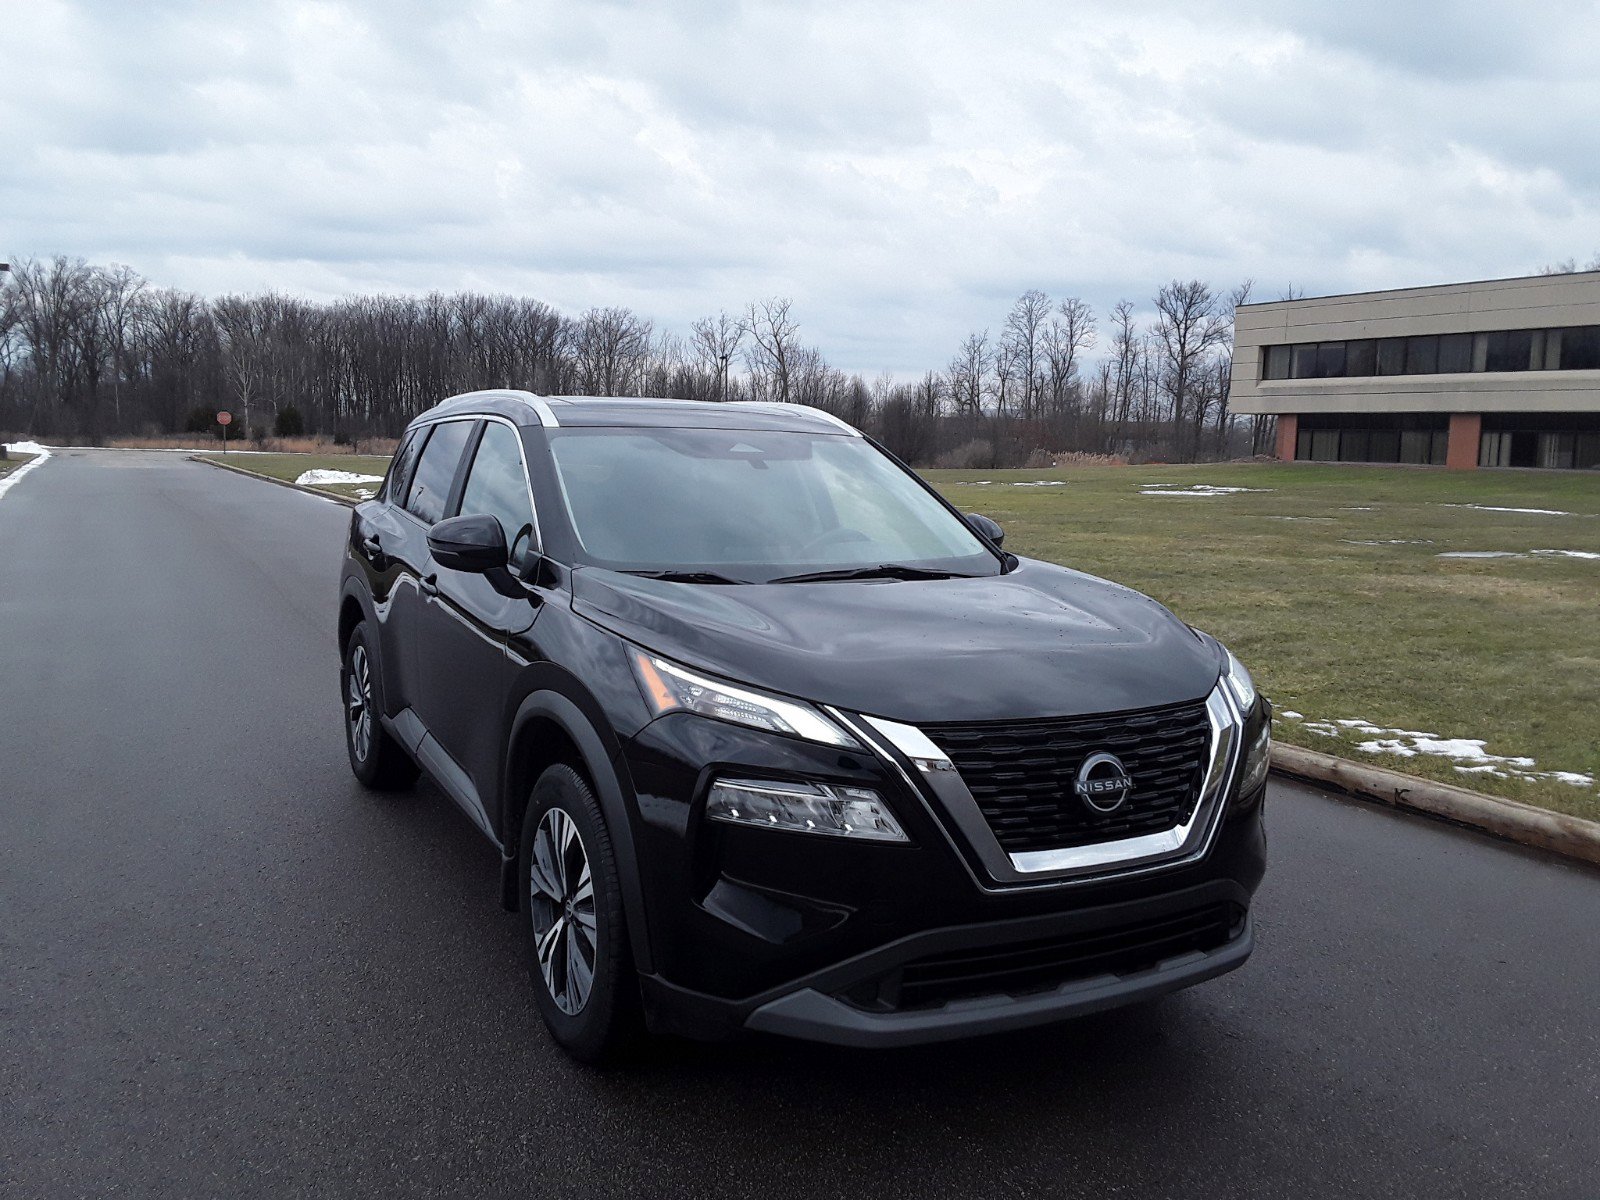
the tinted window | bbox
[1559,326,1600,370]
[1485,330,1535,372]
[1345,340,1376,377]
[404,420,473,525]
[1315,342,1346,378]
[384,429,424,503]
[1376,338,1407,375]
[1404,336,1439,374]
[459,422,537,569]
[1438,333,1473,373]
[1290,344,1317,379]
[1262,344,1291,380]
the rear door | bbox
[414,418,543,833]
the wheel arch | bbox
[502,689,654,975]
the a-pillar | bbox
[1274,414,1299,462]
[1446,412,1482,470]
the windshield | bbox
[547,427,998,581]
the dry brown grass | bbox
[24,433,402,455]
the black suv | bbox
[339,390,1269,1060]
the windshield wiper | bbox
[766,564,972,584]
[619,569,750,585]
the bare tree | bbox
[946,331,990,433]
[1153,280,1230,461]
[690,311,744,402]
[1041,296,1096,428]
[743,297,800,403]
[572,306,652,395]
[1002,289,1051,421]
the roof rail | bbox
[439,389,560,428]
[729,401,860,436]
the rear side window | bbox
[404,420,473,525]
[383,430,424,503]
[458,422,538,569]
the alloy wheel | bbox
[529,807,597,1015]
[346,644,373,762]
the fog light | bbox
[1239,721,1271,797]
[706,778,909,843]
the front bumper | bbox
[638,877,1255,1046]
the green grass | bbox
[197,451,392,501]
[0,451,40,481]
[925,463,1600,822]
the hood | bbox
[570,559,1222,725]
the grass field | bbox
[0,451,40,481]
[206,449,1600,821]
[197,452,392,501]
[925,463,1600,822]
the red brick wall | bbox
[1447,412,1482,470]
[1274,414,1299,462]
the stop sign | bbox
[217,410,232,426]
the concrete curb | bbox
[1271,743,1600,868]
[192,455,358,507]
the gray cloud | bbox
[5,0,1597,375]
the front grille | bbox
[845,903,1243,1012]
[922,699,1213,854]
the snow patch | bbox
[296,469,385,487]
[1345,539,1433,546]
[1437,551,1525,559]
[0,442,52,503]
[1440,503,1577,517]
[1140,483,1273,498]
[1284,709,1594,790]
[1278,710,1304,720]
[1531,549,1600,561]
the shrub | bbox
[184,407,214,434]
[274,406,305,437]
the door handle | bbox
[360,533,383,556]
[420,574,440,598]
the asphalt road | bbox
[3,450,1598,1200]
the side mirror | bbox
[428,513,508,573]
[965,512,1005,547]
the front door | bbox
[414,419,542,833]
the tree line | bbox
[0,255,1270,465]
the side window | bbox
[404,421,473,525]
[458,422,538,569]
[383,429,423,504]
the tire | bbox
[342,624,420,791]
[521,763,643,1063]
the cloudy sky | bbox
[6,0,1599,373]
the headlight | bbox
[705,777,908,842]
[1238,718,1271,796]
[629,649,861,748]
[1220,645,1258,712]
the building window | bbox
[1558,326,1600,370]
[1438,333,1473,374]
[1404,335,1439,374]
[1375,338,1407,375]
[1262,321,1600,379]
[1291,344,1318,379]
[1485,330,1536,372]
[1262,344,1291,380]
[1479,431,1513,468]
